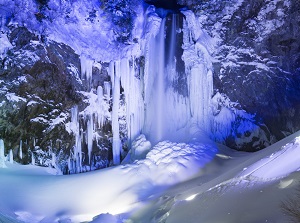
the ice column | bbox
[19,140,23,159]
[104,81,111,99]
[97,86,105,128]
[87,117,93,165]
[9,149,13,164]
[0,139,6,168]
[31,151,35,165]
[70,106,82,173]
[110,61,121,165]
[120,58,144,148]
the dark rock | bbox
[0,27,83,168]
[197,0,300,150]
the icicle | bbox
[0,139,6,168]
[9,149,13,164]
[19,140,23,159]
[70,106,83,173]
[51,152,56,168]
[97,86,105,128]
[87,117,93,164]
[68,157,72,174]
[31,151,35,165]
[104,81,111,99]
[111,61,121,165]
[80,55,94,88]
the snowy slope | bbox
[128,131,300,223]
[1,131,300,223]
[0,138,217,223]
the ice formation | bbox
[80,55,94,89]
[0,139,6,168]
[31,151,35,165]
[19,140,23,160]
[143,12,213,143]
[110,61,122,165]
[9,149,13,164]
[120,58,144,148]
[67,9,216,169]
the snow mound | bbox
[123,141,218,185]
[122,134,152,164]
[239,136,300,180]
[0,140,217,223]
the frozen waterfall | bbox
[143,12,213,143]
[67,9,214,170]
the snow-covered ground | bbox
[1,131,300,223]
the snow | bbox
[128,134,152,162]
[5,93,26,103]
[130,131,300,223]
[46,112,69,132]
[238,136,300,180]
[1,131,300,222]
[0,137,217,223]
[0,33,13,59]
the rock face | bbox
[178,0,300,150]
[0,26,84,170]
